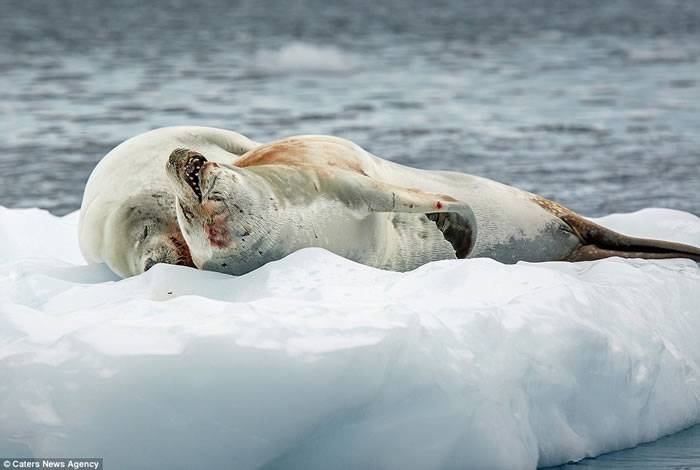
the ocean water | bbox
[553,424,700,469]
[1,0,699,467]
[1,0,699,216]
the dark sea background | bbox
[1,0,699,217]
[1,0,699,467]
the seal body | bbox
[166,135,700,275]
[79,126,259,277]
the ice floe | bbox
[1,206,699,469]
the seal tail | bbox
[530,195,700,262]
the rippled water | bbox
[1,0,699,216]
[554,424,700,469]
[1,0,699,466]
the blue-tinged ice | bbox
[0,207,699,469]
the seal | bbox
[165,135,700,275]
[79,126,259,277]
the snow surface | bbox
[1,206,699,469]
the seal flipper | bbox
[426,212,473,258]
[322,168,477,258]
[530,195,700,262]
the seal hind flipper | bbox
[531,195,700,262]
[567,244,700,262]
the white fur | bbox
[288,135,579,263]
[79,126,259,277]
[167,135,579,274]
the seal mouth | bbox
[184,153,207,201]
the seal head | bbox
[102,192,193,276]
[166,148,277,274]
[78,126,262,277]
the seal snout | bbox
[169,148,208,201]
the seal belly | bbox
[364,162,581,263]
[462,190,580,263]
[471,215,580,263]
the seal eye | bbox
[142,226,149,241]
[208,193,225,202]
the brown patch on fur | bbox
[402,186,457,203]
[529,195,587,240]
[235,138,370,176]
[235,140,307,167]
[167,224,194,267]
